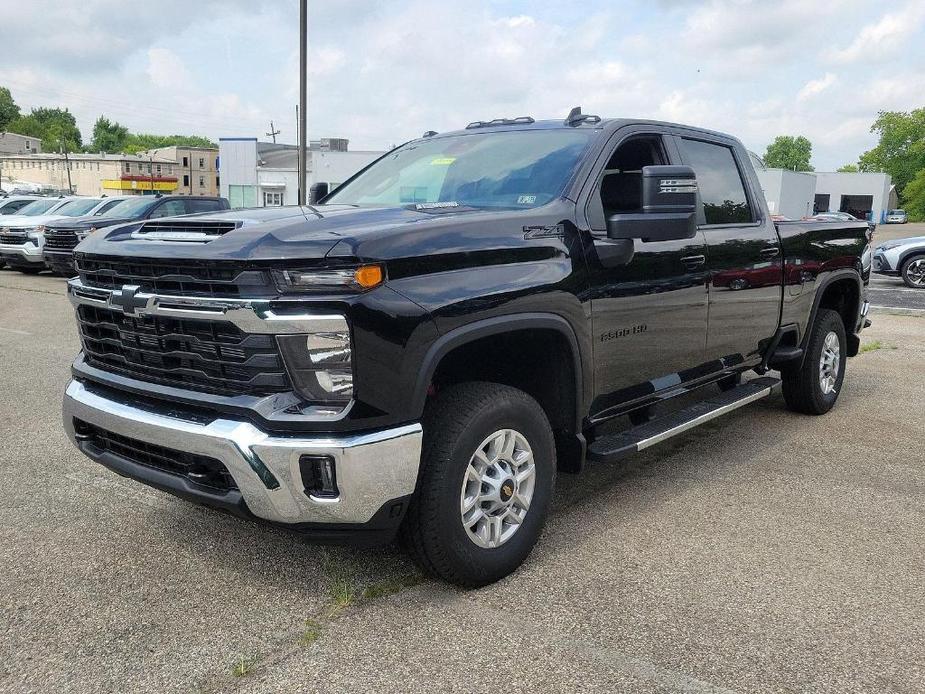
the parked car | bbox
[885,209,908,224]
[0,195,42,216]
[873,236,925,288]
[62,111,872,586]
[0,197,121,273]
[43,194,230,274]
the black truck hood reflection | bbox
[75,203,547,263]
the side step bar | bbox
[587,376,781,463]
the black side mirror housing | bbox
[606,165,698,242]
[308,182,329,205]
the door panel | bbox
[675,136,782,365]
[586,130,710,417]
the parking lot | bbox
[2,249,924,693]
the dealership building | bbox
[218,137,383,208]
[757,168,897,222]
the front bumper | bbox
[43,248,76,273]
[63,379,423,534]
[0,242,45,266]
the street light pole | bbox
[298,0,308,205]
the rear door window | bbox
[185,199,223,214]
[678,138,753,225]
[148,200,187,218]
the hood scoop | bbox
[130,220,242,243]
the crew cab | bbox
[43,194,230,274]
[0,197,123,273]
[62,111,871,587]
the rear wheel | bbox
[16,266,42,274]
[781,308,846,415]
[401,382,556,587]
[900,255,925,289]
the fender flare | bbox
[800,269,864,363]
[410,313,587,433]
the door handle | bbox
[760,246,781,258]
[680,254,706,267]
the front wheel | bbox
[781,308,846,415]
[400,382,556,587]
[901,255,925,289]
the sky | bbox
[0,0,922,171]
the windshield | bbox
[57,199,104,216]
[99,197,157,218]
[15,198,61,216]
[891,210,905,214]
[325,129,597,209]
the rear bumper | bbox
[63,379,423,540]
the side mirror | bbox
[308,182,329,205]
[606,165,698,242]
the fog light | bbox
[299,455,338,498]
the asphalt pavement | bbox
[1,266,924,693]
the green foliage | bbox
[89,116,129,153]
[8,107,83,152]
[0,86,20,130]
[901,168,925,222]
[122,133,217,154]
[763,135,814,171]
[858,109,925,194]
[837,163,859,173]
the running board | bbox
[587,376,781,463]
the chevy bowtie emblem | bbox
[111,285,149,315]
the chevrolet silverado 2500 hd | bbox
[63,110,872,587]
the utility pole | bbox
[295,104,301,204]
[61,146,73,195]
[150,154,155,195]
[298,0,307,205]
[266,121,281,144]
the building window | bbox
[264,191,283,207]
[182,156,189,167]
[183,174,190,187]
[199,175,205,187]
[156,164,161,174]
[215,176,220,188]
[199,157,204,168]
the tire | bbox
[400,382,556,587]
[900,254,925,289]
[16,266,42,274]
[781,308,846,415]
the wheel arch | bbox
[412,314,588,437]
[801,270,864,362]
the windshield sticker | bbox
[415,201,459,210]
[430,157,456,166]
[517,195,537,205]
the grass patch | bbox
[860,340,897,353]
[301,619,322,646]
[231,655,258,678]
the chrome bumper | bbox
[0,242,44,263]
[63,379,423,525]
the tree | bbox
[858,109,925,195]
[7,107,82,152]
[0,86,20,130]
[901,168,925,222]
[90,115,129,153]
[123,133,218,154]
[837,164,859,173]
[763,136,814,171]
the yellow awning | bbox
[102,179,178,191]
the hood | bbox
[75,202,557,263]
[0,213,69,229]
[879,236,925,249]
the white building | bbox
[757,169,816,219]
[218,138,383,208]
[813,172,893,223]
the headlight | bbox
[272,265,383,294]
[27,227,44,242]
[276,316,354,405]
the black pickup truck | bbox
[62,110,872,587]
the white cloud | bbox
[829,3,925,63]
[146,48,192,90]
[797,73,837,102]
